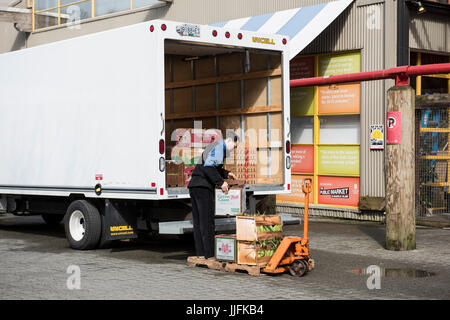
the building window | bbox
[32,0,161,31]
[95,0,130,16]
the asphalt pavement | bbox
[0,213,449,300]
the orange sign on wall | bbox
[277,175,313,204]
[318,176,360,207]
[291,145,314,174]
[318,83,360,114]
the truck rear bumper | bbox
[158,213,300,234]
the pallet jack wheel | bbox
[289,259,309,277]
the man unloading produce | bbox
[188,131,239,259]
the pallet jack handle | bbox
[302,178,312,241]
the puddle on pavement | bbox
[349,267,435,278]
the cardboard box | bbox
[215,234,237,262]
[166,161,185,187]
[173,128,223,147]
[215,188,242,216]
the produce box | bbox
[165,161,185,187]
[215,234,236,262]
[173,128,222,147]
[236,215,282,241]
[203,129,222,144]
[237,240,282,266]
[225,178,245,187]
[215,188,242,216]
[225,142,257,185]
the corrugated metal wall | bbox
[409,12,450,53]
[301,2,387,198]
[174,0,389,199]
[164,0,338,25]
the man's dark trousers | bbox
[189,187,215,258]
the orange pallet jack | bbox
[263,178,313,277]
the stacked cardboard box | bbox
[225,143,257,185]
[212,183,283,267]
[215,234,237,262]
[168,128,225,186]
[173,128,222,148]
[165,161,186,187]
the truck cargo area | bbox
[164,39,285,193]
[0,20,291,249]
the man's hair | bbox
[225,131,239,143]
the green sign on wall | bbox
[318,145,360,176]
[318,52,361,76]
[290,87,314,116]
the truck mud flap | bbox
[104,200,138,241]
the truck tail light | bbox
[160,188,164,196]
[286,140,291,154]
[151,182,156,188]
[287,184,291,191]
[282,38,287,45]
[161,24,167,31]
[159,157,165,172]
[149,25,154,32]
[212,30,217,37]
[225,31,230,38]
[237,33,242,40]
[159,139,165,154]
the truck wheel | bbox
[41,214,64,226]
[64,200,101,250]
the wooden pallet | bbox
[187,256,265,276]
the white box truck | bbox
[0,20,292,249]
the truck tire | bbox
[64,200,102,250]
[41,214,64,226]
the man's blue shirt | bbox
[203,140,226,167]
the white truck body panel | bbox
[0,20,291,200]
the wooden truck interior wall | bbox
[164,40,283,187]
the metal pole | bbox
[32,0,35,31]
[290,63,450,88]
[397,0,410,67]
[302,178,312,241]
